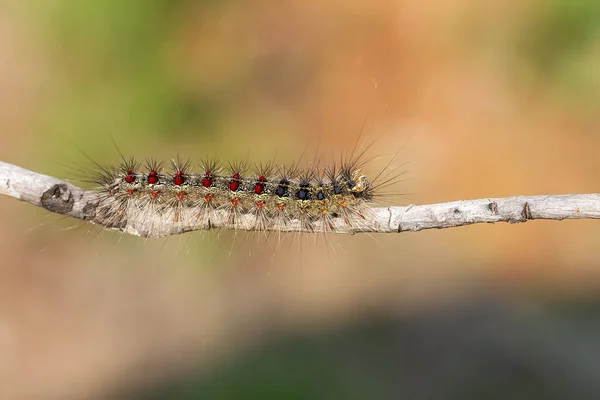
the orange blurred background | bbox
[0,1,600,398]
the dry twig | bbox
[2,160,600,238]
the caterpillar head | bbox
[350,174,372,200]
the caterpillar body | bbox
[84,142,404,239]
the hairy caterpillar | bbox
[75,138,407,239]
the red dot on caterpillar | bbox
[125,170,136,184]
[277,203,286,211]
[176,192,185,201]
[229,172,241,191]
[231,198,240,206]
[204,194,213,202]
[256,201,265,209]
[254,176,266,194]
[150,191,159,199]
[147,171,159,185]
[202,177,213,187]
[173,171,185,185]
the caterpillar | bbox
[78,139,406,239]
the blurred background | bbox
[0,0,600,398]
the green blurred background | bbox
[1,1,600,398]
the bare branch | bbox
[0,161,97,221]
[2,160,600,238]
